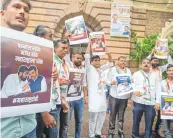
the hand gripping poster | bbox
[67,68,85,98]
[154,38,168,59]
[116,74,133,96]
[110,4,131,37]
[1,27,53,118]
[89,32,106,55]
[65,16,89,45]
[161,93,173,119]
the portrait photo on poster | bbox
[0,27,53,118]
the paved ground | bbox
[67,102,161,138]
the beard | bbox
[152,63,158,68]
[74,62,82,67]
[21,77,27,81]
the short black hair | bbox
[53,39,68,48]
[29,65,37,71]
[1,0,32,10]
[141,58,151,63]
[18,65,28,74]
[72,52,83,56]
[90,55,100,62]
[118,56,126,60]
[167,64,173,70]
[33,25,50,37]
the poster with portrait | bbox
[161,93,173,119]
[154,38,168,59]
[1,27,53,118]
[67,68,85,98]
[65,16,89,45]
[110,4,130,37]
[90,32,106,55]
[116,74,133,96]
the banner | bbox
[116,74,133,96]
[154,38,168,59]
[90,32,106,55]
[65,16,89,45]
[110,4,130,37]
[67,68,85,98]
[1,27,53,118]
[161,93,173,119]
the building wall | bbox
[26,0,173,71]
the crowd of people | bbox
[1,0,173,138]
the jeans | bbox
[36,105,68,138]
[21,127,36,138]
[106,85,110,112]
[68,98,84,138]
[162,119,173,138]
[108,96,128,134]
[132,102,156,138]
[155,110,162,132]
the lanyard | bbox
[140,70,151,95]
[115,66,127,74]
[54,55,69,79]
[166,79,173,93]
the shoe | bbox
[107,134,114,138]
[95,134,101,138]
[118,131,125,138]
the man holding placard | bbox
[1,1,58,138]
[107,56,132,138]
[66,52,87,138]
[131,58,161,138]
[160,64,173,138]
[85,41,112,138]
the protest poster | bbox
[154,38,168,59]
[116,74,133,96]
[67,68,85,98]
[110,4,130,37]
[90,32,106,55]
[65,16,89,45]
[161,93,173,119]
[1,27,53,118]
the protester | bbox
[85,41,112,138]
[1,1,58,137]
[66,52,87,138]
[33,25,69,138]
[107,56,132,138]
[161,64,173,138]
[53,39,70,138]
[147,49,173,136]
[131,58,161,138]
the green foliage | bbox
[129,32,173,68]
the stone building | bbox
[26,0,173,72]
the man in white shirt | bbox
[111,14,121,32]
[161,64,173,138]
[147,50,173,135]
[131,58,161,138]
[1,65,30,98]
[107,56,132,138]
[66,52,87,138]
[85,42,112,138]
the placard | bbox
[110,4,130,37]
[90,32,106,55]
[65,16,89,45]
[1,27,53,118]
[154,38,168,59]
